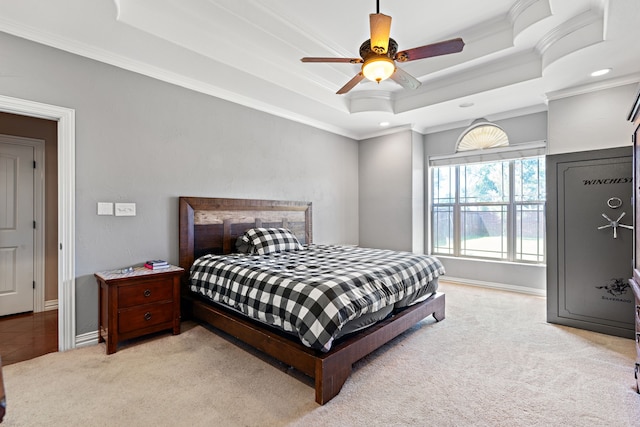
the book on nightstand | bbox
[144,260,169,269]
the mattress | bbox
[189,244,445,352]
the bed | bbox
[178,196,445,404]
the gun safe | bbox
[547,146,634,338]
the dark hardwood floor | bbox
[0,310,58,366]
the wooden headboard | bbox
[178,197,312,271]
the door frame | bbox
[0,134,45,313]
[0,94,75,352]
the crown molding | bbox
[511,0,552,39]
[421,104,548,135]
[546,72,640,101]
[358,124,414,141]
[536,8,601,55]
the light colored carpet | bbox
[3,282,639,426]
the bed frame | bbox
[178,196,445,404]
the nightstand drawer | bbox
[118,302,174,334]
[118,279,174,308]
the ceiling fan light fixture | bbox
[362,56,395,83]
[300,1,464,94]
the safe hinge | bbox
[33,281,35,289]
[33,160,36,169]
[33,220,36,229]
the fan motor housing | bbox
[359,38,398,61]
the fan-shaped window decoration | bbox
[456,122,509,152]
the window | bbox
[431,156,545,263]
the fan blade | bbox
[390,67,421,90]
[395,38,464,62]
[336,72,365,95]
[370,13,392,54]
[301,57,362,63]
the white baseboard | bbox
[75,330,99,348]
[44,299,58,311]
[440,276,546,297]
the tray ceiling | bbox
[0,0,639,139]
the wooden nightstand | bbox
[95,265,184,354]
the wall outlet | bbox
[97,202,113,215]
[115,202,136,216]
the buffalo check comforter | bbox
[189,244,445,352]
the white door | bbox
[0,142,34,316]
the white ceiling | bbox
[1,0,639,139]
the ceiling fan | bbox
[301,0,465,94]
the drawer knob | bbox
[144,312,152,321]
[143,289,152,297]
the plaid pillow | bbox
[241,227,303,255]
[235,236,253,254]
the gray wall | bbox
[359,129,423,252]
[0,32,359,335]
[411,130,425,254]
[548,84,636,155]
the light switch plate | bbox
[115,202,136,217]
[97,202,113,216]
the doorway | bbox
[0,95,75,353]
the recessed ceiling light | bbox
[459,102,474,108]
[590,68,612,77]
[379,121,390,127]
